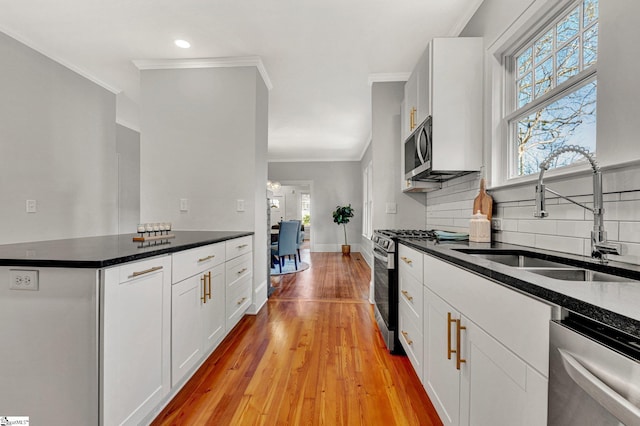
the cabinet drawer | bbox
[399,267,422,321]
[172,243,225,283]
[117,255,170,284]
[225,236,252,260]
[399,301,424,380]
[398,245,423,282]
[226,275,252,331]
[225,252,252,288]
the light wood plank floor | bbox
[152,249,442,425]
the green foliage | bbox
[302,214,311,226]
[332,204,354,225]
[332,204,354,245]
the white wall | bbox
[268,162,363,252]
[0,31,118,244]
[116,124,140,234]
[371,82,427,231]
[139,65,269,310]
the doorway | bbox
[267,181,313,252]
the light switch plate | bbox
[26,199,37,213]
[491,218,502,231]
[179,198,189,212]
[236,199,245,212]
[385,203,397,214]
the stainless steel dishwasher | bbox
[549,313,640,425]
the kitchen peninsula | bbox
[0,231,254,426]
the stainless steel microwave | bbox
[404,115,432,180]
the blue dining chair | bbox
[271,220,299,273]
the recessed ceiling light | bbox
[174,39,191,49]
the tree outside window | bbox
[510,0,598,177]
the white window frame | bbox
[489,0,598,188]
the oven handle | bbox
[373,249,388,263]
[559,348,640,425]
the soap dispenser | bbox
[469,210,491,243]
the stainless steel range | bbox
[372,229,437,354]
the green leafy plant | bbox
[302,214,311,226]
[332,204,354,245]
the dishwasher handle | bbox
[559,348,640,425]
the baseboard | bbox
[248,279,268,314]
[312,243,361,253]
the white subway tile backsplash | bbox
[620,191,640,201]
[497,231,535,247]
[543,203,587,220]
[423,170,640,266]
[534,234,585,256]
[517,219,557,235]
[619,222,640,243]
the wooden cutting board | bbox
[473,178,493,221]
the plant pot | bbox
[341,245,351,255]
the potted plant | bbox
[332,204,354,255]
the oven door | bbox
[373,247,401,353]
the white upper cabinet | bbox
[401,37,484,188]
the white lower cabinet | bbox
[410,247,554,426]
[171,262,225,386]
[424,287,461,426]
[102,255,172,426]
[459,318,548,426]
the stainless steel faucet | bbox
[534,145,621,263]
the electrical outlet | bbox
[9,269,39,291]
[491,218,502,231]
[236,199,245,212]
[180,198,189,212]
[26,199,37,213]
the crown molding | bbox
[0,26,121,94]
[367,72,411,86]
[133,56,273,90]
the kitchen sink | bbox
[462,253,568,268]
[453,248,640,283]
[519,267,634,283]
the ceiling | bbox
[0,0,483,161]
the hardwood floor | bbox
[151,250,442,425]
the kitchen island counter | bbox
[0,230,253,268]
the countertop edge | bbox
[0,231,254,269]
[399,239,640,339]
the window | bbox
[507,0,598,178]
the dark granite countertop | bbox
[0,231,253,268]
[399,238,640,339]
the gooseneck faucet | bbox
[534,145,621,263]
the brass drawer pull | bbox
[401,330,413,345]
[447,312,455,360]
[401,256,413,265]
[131,266,163,277]
[201,271,212,303]
[237,296,247,306]
[401,290,413,301]
[198,255,216,262]
[237,244,248,249]
[456,319,466,370]
[237,267,248,275]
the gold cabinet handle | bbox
[131,265,163,278]
[201,271,212,303]
[456,319,467,370]
[237,296,247,306]
[401,290,413,302]
[206,271,212,300]
[198,255,216,262]
[237,244,248,249]
[401,330,413,346]
[447,312,456,360]
[236,267,248,275]
[401,256,413,265]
